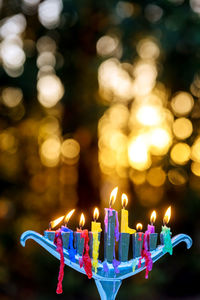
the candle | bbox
[132,223,144,258]
[138,220,153,279]
[61,209,75,249]
[147,210,156,233]
[104,187,119,263]
[77,214,93,279]
[119,193,135,262]
[44,215,64,242]
[75,213,85,255]
[89,207,102,273]
[147,210,158,251]
[91,207,102,232]
[121,193,136,234]
[160,206,173,255]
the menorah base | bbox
[95,279,122,300]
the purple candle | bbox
[147,210,156,233]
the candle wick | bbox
[49,222,52,231]
[151,222,153,226]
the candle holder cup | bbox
[44,230,55,242]
[104,210,116,263]
[118,233,130,262]
[149,233,158,251]
[89,232,101,258]
[61,232,70,249]
[74,232,84,255]
[160,233,164,245]
[132,233,144,258]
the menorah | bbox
[20,188,193,300]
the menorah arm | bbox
[20,231,192,281]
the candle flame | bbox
[109,187,118,208]
[93,207,99,221]
[150,210,156,224]
[136,223,143,231]
[64,209,75,224]
[121,193,128,208]
[79,213,85,228]
[50,215,64,229]
[163,206,171,225]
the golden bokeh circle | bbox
[172,117,193,140]
[170,143,190,165]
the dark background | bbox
[0,0,200,299]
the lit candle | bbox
[132,223,144,258]
[147,210,158,251]
[91,208,102,232]
[147,210,156,233]
[77,214,93,279]
[104,187,119,263]
[121,193,136,234]
[89,208,102,273]
[61,209,75,249]
[44,215,64,242]
[75,213,85,255]
[160,206,173,255]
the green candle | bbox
[161,206,172,255]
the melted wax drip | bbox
[54,230,65,294]
[162,227,173,255]
[68,230,76,262]
[78,229,93,279]
[112,211,120,273]
[138,231,153,279]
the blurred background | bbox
[0,0,200,299]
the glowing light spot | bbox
[145,4,163,23]
[98,58,133,102]
[190,0,200,14]
[38,0,63,29]
[40,137,61,167]
[137,38,160,60]
[170,143,190,165]
[147,167,166,187]
[37,51,56,68]
[168,168,188,185]
[136,105,161,126]
[0,14,26,38]
[191,137,200,162]
[37,74,64,108]
[128,136,151,171]
[96,35,119,57]
[61,139,80,164]
[191,161,200,176]
[171,92,194,116]
[172,117,193,140]
[1,39,25,71]
[37,36,56,53]
[150,128,172,155]
[116,1,134,18]
[129,169,146,185]
[2,87,23,108]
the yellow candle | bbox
[121,193,136,234]
[91,207,102,233]
[91,208,102,273]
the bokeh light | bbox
[171,92,194,116]
[170,143,191,165]
[172,117,193,140]
[40,137,61,167]
[2,87,23,108]
[37,74,64,108]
